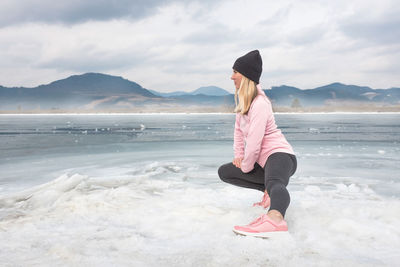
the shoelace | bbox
[247,214,268,226]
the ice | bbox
[0,160,399,266]
[0,113,399,266]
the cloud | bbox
[0,0,205,27]
[37,46,147,73]
[183,23,237,45]
[339,11,400,45]
[0,0,399,91]
[286,26,327,46]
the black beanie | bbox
[232,50,262,84]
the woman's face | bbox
[231,70,242,90]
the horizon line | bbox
[1,72,399,92]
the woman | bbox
[218,50,297,238]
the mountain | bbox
[0,73,399,112]
[0,73,159,110]
[191,86,231,96]
[148,90,190,97]
[149,86,230,97]
[265,83,400,107]
[41,72,156,97]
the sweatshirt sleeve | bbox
[233,113,245,159]
[240,99,269,173]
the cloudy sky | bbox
[0,0,399,92]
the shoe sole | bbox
[232,228,290,239]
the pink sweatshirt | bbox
[234,84,295,173]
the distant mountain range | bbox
[268,83,400,107]
[0,72,399,112]
[149,86,230,97]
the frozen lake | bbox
[0,113,399,266]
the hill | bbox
[0,73,399,112]
[266,83,400,107]
[0,73,159,110]
[149,86,230,97]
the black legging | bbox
[218,152,297,217]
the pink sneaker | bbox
[233,214,288,238]
[253,191,270,209]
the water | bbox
[0,113,399,266]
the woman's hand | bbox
[232,158,243,168]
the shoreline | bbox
[0,111,399,116]
[1,105,399,115]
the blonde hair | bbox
[234,75,258,115]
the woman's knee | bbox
[218,163,234,181]
[218,163,228,180]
